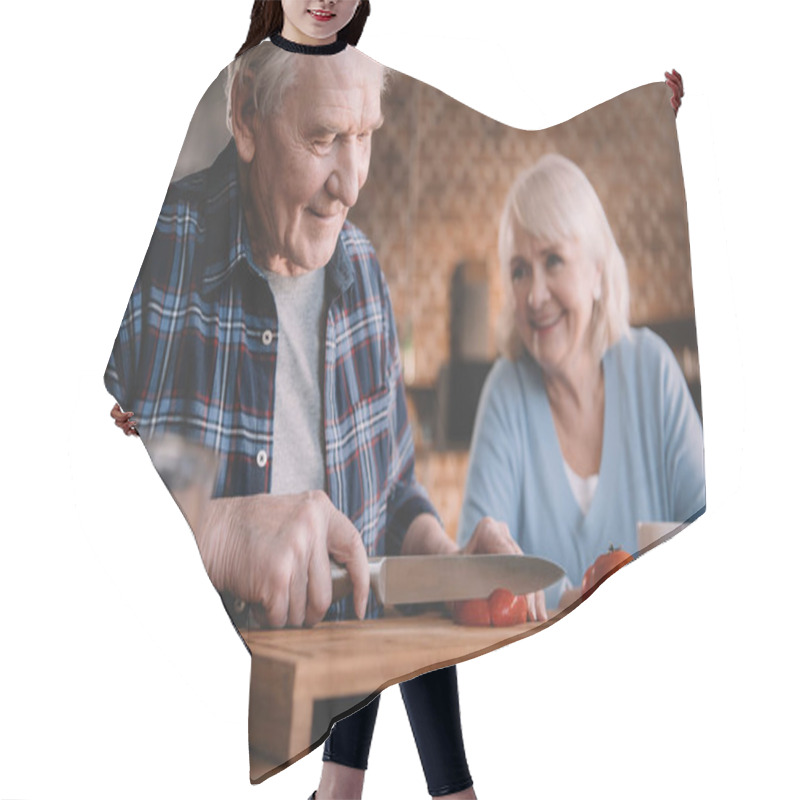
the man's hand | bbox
[195,490,370,628]
[461,517,548,622]
[665,69,684,116]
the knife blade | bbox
[330,554,564,605]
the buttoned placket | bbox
[247,265,280,486]
[258,304,278,482]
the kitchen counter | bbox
[244,609,554,782]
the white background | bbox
[1,1,798,798]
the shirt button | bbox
[262,329,274,346]
[256,450,268,468]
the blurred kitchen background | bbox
[173,67,700,541]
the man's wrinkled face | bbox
[239,53,383,275]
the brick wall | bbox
[349,76,696,538]
[351,75,694,386]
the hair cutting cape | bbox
[105,38,704,783]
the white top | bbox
[563,460,599,516]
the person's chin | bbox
[528,338,565,372]
[294,241,339,272]
[297,221,342,268]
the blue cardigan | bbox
[457,328,706,605]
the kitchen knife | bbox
[330,554,564,606]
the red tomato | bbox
[489,588,527,626]
[452,589,528,627]
[452,598,492,627]
[581,545,632,593]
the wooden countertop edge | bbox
[247,607,577,785]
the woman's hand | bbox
[665,69,684,116]
[461,517,548,622]
[110,402,139,436]
[401,514,547,621]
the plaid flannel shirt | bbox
[105,141,436,620]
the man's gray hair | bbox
[225,41,298,134]
[225,42,390,135]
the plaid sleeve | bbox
[103,196,185,415]
[104,267,145,411]
[381,272,439,555]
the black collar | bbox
[270,32,348,55]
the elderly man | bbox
[106,40,537,798]
[107,40,539,630]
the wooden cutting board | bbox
[244,610,554,782]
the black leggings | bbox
[323,665,473,797]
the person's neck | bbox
[265,254,318,278]
[248,226,312,278]
[238,162,318,277]
[281,22,336,47]
[271,30,348,55]
[542,352,604,417]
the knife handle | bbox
[330,558,384,604]
[330,563,351,604]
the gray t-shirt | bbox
[264,268,327,494]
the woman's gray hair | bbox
[497,153,630,361]
[225,41,390,135]
[225,41,297,134]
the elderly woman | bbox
[457,153,705,610]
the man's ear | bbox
[230,69,257,164]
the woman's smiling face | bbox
[508,218,601,377]
[281,1,361,45]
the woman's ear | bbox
[230,69,257,164]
